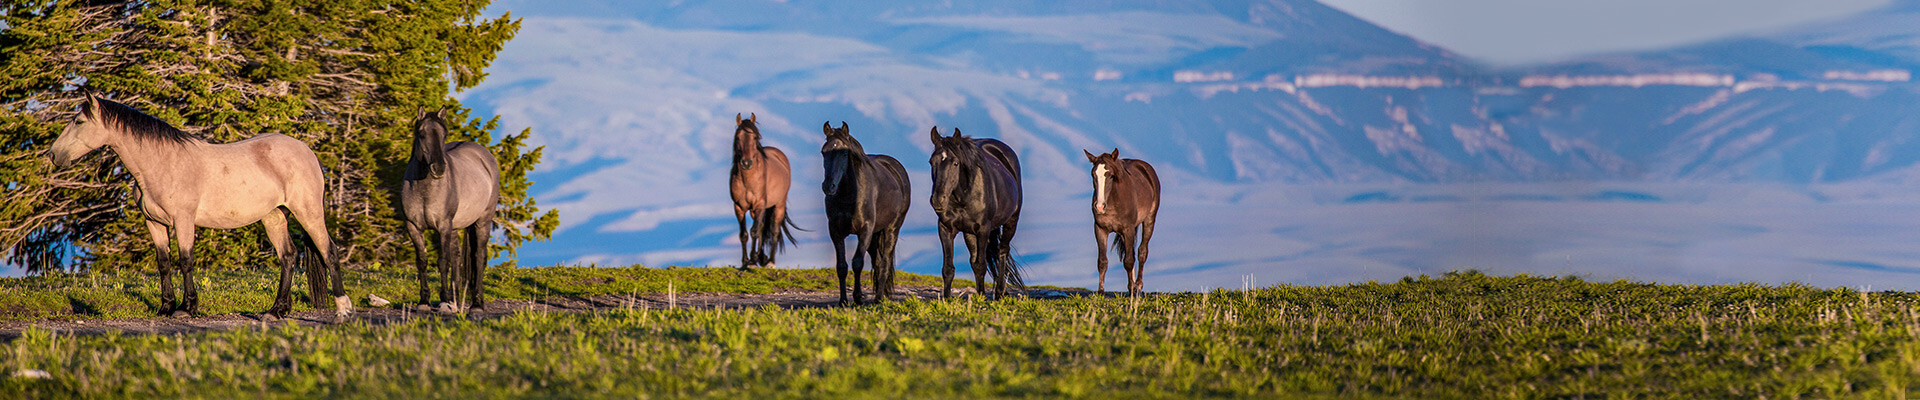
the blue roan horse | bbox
[401,109,501,311]
[47,92,346,317]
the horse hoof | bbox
[256,313,280,323]
[414,304,434,312]
[436,302,461,314]
[170,311,190,319]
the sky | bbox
[1316,0,1893,65]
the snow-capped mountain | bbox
[461,0,1920,290]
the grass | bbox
[0,264,949,321]
[6,270,1920,397]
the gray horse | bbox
[400,109,501,311]
[47,92,347,318]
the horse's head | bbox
[927,126,979,214]
[820,121,863,197]
[49,92,112,169]
[411,108,451,179]
[1084,148,1122,214]
[733,113,761,171]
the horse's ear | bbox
[822,121,833,135]
[929,126,941,143]
[749,112,757,124]
[1084,149,1098,163]
[952,128,963,138]
[735,113,743,126]
[436,106,450,121]
[82,90,99,116]
[1111,148,1120,158]
[839,121,848,133]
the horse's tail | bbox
[756,210,808,257]
[988,231,1027,293]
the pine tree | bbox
[0,0,558,272]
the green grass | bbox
[6,271,1920,397]
[0,265,948,321]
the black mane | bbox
[88,98,200,145]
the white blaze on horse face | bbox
[1092,164,1110,213]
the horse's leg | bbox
[174,220,201,315]
[144,220,176,315]
[404,223,432,306]
[292,206,344,298]
[832,231,850,306]
[1136,220,1154,296]
[1094,226,1112,294]
[263,211,298,316]
[767,205,789,268]
[467,217,494,310]
[851,232,870,305]
[964,233,990,299]
[735,206,752,270]
[438,228,461,307]
[1119,226,1140,298]
[988,229,1008,298]
[873,230,897,303]
[938,224,956,299]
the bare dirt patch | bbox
[0,285,1097,340]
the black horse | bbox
[927,127,1025,299]
[820,122,911,305]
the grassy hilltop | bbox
[4,269,1920,398]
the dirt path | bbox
[0,286,1098,341]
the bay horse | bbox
[820,121,911,305]
[1084,149,1160,296]
[927,127,1025,299]
[729,113,802,270]
[400,109,501,311]
[47,92,346,318]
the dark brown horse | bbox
[401,109,501,311]
[729,113,801,270]
[47,92,345,318]
[820,121,911,305]
[928,127,1025,299]
[1085,149,1160,296]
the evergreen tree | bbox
[0,0,558,272]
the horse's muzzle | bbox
[47,150,71,169]
[430,163,447,179]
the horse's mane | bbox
[87,98,200,145]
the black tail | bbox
[755,210,807,259]
[986,231,1026,292]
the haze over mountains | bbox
[464,0,1920,289]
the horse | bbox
[1084,149,1160,296]
[927,126,1026,299]
[46,92,346,318]
[400,109,501,311]
[729,113,802,270]
[820,121,911,305]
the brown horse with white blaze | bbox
[1085,149,1159,296]
[729,113,802,269]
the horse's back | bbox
[867,154,912,224]
[1125,158,1161,219]
[972,138,1020,182]
[1124,159,1160,195]
[444,141,502,226]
